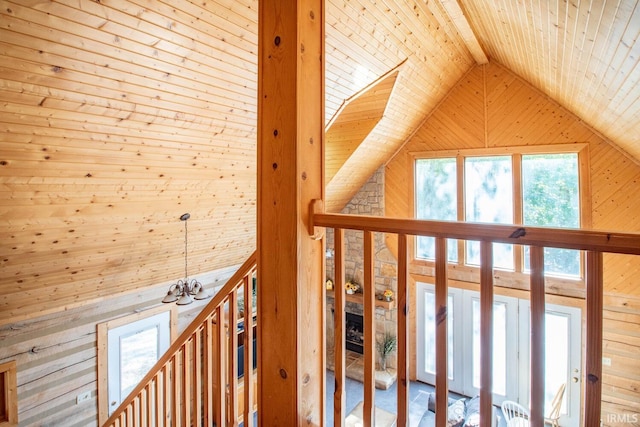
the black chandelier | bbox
[162,213,211,305]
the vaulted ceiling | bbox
[1,0,639,323]
[325,0,640,210]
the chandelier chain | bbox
[162,213,210,304]
[184,219,188,280]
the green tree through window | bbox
[523,153,580,276]
[414,150,582,278]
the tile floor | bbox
[325,368,436,426]
[241,371,505,426]
[325,369,507,426]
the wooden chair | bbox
[502,400,530,423]
[545,383,566,427]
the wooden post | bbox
[257,0,325,424]
[584,251,603,426]
[479,241,493,427]
[434,237,448,427]
[363,231,376,426]
[333,228,346,426]
[397,234,410,426]
[530,246,545,427]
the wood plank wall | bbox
[0,266,236,427]
[385,61,640,424]
[0,0,259,327]
[0,0,478,327]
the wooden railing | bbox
[311,208,640,427]
[103,251,257,427]
[104,212,640,427]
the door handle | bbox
[572,377,579,383]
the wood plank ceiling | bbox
[460,0,640,162]
[1,0,639,323]
[325,68,400,185]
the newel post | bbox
[257,0,325,425]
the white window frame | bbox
[97,305,177,424]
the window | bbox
[415,157,458,261]
[465,156,514,270]
[414,146,585,278]
[97,307,176,424]
[522,153,580,276]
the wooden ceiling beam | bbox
[438,0,488,64]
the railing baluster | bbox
[203,317,214,426]
[434,237,448,427]
[194,328,203,426]
[143,384,150,426]
[480,241,494,426]
[363,230,376,426]
[182,342,191,427]
[133,397,140,427]
[126,404,133,427]
[333,228,346,427]
[243,274,255,427]
[163,364,171,426]
[585,251,603,426]
[215,305,226,427]
[171,355,178,425]
[530,246,545,426]
[155,373,162,427]
[397,234,409,426]
[229,290,239,426]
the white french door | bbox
[416,282,582,426]
[518,301,582,426]
[462,292,519,405]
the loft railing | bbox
[103,251,257,427]
[311,206,640,427]
[104,212,640,427]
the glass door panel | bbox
[416,283,463,393]
[519,302,582,427]
[471,300,507,396]
[545,313,569,416]
[119,327,160,399]
[464,293,518,404]
[107,311,171,416]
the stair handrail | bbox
[103,250,257,427]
